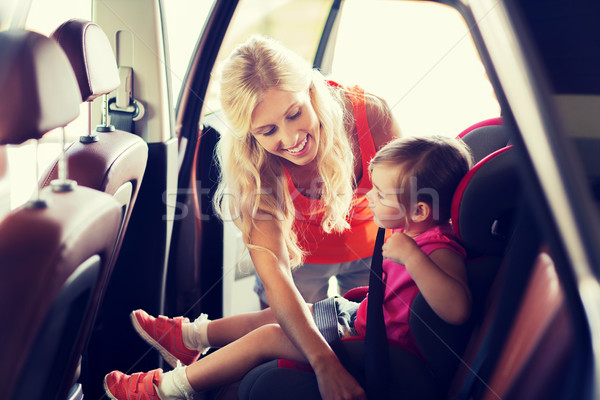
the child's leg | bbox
[205,308,277,347]
[203,304,314,347]
[186,323,307,392]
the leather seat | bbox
[40,18,148,279]
[0,30,122,400]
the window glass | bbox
[203,0,332,118]
[329,0,500,137]
[162,0,216,106]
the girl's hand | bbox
[382,231,420,265]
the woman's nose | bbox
[280,127,300,148]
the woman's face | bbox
[250,88,320,166]
[366,164,406,229]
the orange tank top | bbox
[284,84,379,264]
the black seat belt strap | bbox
[365,227,390,398]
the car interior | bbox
[1,0,600,399]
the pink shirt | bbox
[354,224,466,355]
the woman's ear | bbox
[411,202,431,223]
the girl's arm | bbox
[249,218,366,400]
[382,232,472,325]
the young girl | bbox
[104,135,473,400]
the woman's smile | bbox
[283,134,310,155]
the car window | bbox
[202,0,332,119]
[162,0,216,107]
[328,0,500,137]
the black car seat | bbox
[0,30,122,400]
[457,117,509,163]
[40,18,148,280]
[237,143,521,399]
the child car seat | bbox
[237,142,520,399]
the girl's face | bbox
[366,164,406,229]
[250,88,320,166]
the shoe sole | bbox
[130,311,180,369]
[103,374,119,400]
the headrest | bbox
[457,117,503,138]
[460,124,511,164]
[451,146,519,256]
[0,30,80,145]
[51,19,120,102]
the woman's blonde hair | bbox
[213,35,354,267]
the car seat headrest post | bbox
[26,140,48,209]
[50,127,77,192]
[95,93,115,134]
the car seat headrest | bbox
[0,30,80,145]
[51,18,120,102]
[458,120,510,164]
[451,146,519,256]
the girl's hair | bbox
[369,135,473,224]
[213,35,354,267]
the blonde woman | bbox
[219,34,398,396]
[105,35,400,400]
[217,35,400,304]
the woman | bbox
[212,35,401,398]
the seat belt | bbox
[365,227,390,398]
[454,205,540,399]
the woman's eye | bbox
[377,192,385,200]
[262,127,276,136]
[288,108,301,120]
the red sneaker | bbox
[131,309,204,368]
[104,368,162,400]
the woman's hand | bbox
[313,355,367,400]
[382,231,421,265]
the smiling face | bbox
[366,164,407,229]
[250,88,320,166]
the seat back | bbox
[40,18,148,276]
[0,30,122,400]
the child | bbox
[103,135,473,400]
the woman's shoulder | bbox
[363,91,401,150]
[333,82,401,149]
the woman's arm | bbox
[382,232,472,325]
[249,218,366,400]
